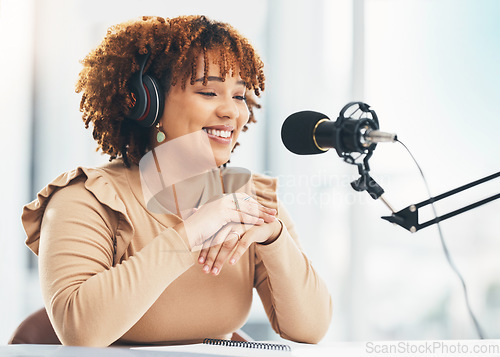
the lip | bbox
[202,125,234,145]
[206,132,232,145]
[202,125,234,131]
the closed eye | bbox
[198,92,216,97]
[234,95,247,101]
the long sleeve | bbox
[37,177,196,347]
[254,202,333,343]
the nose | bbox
[216,97,239,120]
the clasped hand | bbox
[173,193,279,276]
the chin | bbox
[211,148,232,167]
[215,157,230,167]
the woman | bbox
[22,15,332,347]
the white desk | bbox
[0,344,182,357]
[2,340,500,357]
[0,343,355,357]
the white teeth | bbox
[204,128,232,138]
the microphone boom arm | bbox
[381,171,500,232]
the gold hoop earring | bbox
[156,124,166,143]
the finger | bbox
[210,229,242,275]
[201,224,233,273]
[232,193,277,217]
[198,244,210,264]
[202,242,222,274]
[246,201,277,217]
[241,203,277,224]
[229,210,267,226]
[229,229,254,266]
[198,235,215,264]
[198,248,208,264]
[256,207,278,223]
[227,194,276,226]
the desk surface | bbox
[0,343,356,357]
[0,344,175,357]
[2,340,500,357]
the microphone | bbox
[281,102,397,210]
[281,107,397,157]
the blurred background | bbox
[1,0,499,344]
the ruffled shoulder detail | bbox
[251,173,278,211]
[22,166,134,260]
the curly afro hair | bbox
[75,15,265,167]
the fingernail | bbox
[258,218,264,223]
[230,258,236,264]
[203,265,210,272]
[199,256,205,264]
[212,267,219,275]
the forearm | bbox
[255,227,332,343]
[40,228,195,347]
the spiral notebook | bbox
[134,338,292,356]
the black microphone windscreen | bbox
[281,111,330,155]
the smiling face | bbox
[156,53,250,167]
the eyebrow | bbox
[194,76,246,86]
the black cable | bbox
[396,138,485,339]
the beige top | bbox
[22,159,332,347]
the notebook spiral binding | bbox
[203,338,291,351]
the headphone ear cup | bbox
[125,52,164,127]
[139,75,164,127]
[126,72,148,121]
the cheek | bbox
[232,106,249,139]
[238,105,250,127]
[161,116,183,137]
[236,115,249,134]
[161,107,196,136]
